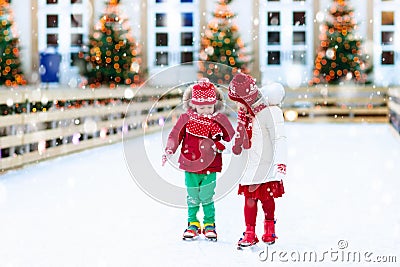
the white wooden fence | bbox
[0,84,395,172]
[282,85,389,123]
[0,86,182,172]
[388,88,400,134]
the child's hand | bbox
[232,122,246,155]
[162,154,167,166]
[274,163,287,179]
[162,150,173,166]
[277,164,286,175]
[212,141,226,153]
[232,144,242,155]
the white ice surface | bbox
[0,123,399,267]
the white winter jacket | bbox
[238,106,287,185]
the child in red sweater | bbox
[162,78,235,241]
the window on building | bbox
[156,33,168,46]
[381,51,394,64]
[156,52,169,65]
[156,13,167,27]
[149,0,198,73]
[71,14,83,28]
[268,32,280,45]
[268,51,281,65]
[293,12,306,25]
[381,11,394,25]
[293,31,306,44]
[71,34,83,46]
[40,0,89,70]
[47,15,58,28]
[181,32,193,46]
[268,12,280,26]
[47,34,58,46]
[181,52,193,63]
[70,52,81,66]
[381,31,394,45]
[181,13,193,26]
[261,0,313,85]
[292,51,306,64]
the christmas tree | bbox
[84,0,142,88]
[0,0,26,86]
[199,0,250,84]
[310,0,368,85]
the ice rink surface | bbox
[1,123,399,267]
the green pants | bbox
[185,172,217,225]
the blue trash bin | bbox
[39,52,61,83]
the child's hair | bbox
[182,84,225,112]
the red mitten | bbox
[213,113,235,141]
[277,164,286,175]
[213,141,226,153]
[232,144,242,155]
[232,123,245,155]
[275,164,287,179]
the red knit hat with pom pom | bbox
[191,78,217,105]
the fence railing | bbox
[0,86,182,172]
[0,84,395,172]
[282,85,389,123]
[388,88,400,134]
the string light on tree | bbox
[310,0,370,85]
[0,0,26,87]
[84,0,142,88]
[198,0,250,84]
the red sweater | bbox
[166,112,235,174]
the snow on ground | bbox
[0,123,399,267]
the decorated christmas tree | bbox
[0,0,26,86]
[84,0,142,88]
[310,0,368,85]
[199,0,250,84]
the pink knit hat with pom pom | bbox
[228,73,259,106]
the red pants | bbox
[244,196,275,226]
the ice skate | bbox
[203,223,217,242]
[237,225,259,249]
[262,220,277,245]
[183,222,201,240]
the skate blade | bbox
[182,236,199,241]
[237,243,257,250]
[263,240,275,245]
[205,237,217,242]
[204,233,217,239]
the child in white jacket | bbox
[228,73,287,248]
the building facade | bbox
[9,0,400,86]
